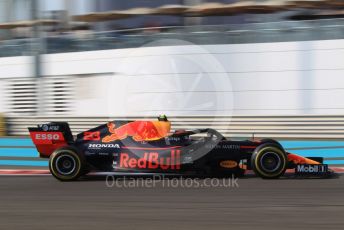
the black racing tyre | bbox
[49,147,85,181]
[251,143,287,179]
[259,139,283,148]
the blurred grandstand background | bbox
[0,0,344,136]
[0,0,344,55]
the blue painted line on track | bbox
[0,138,34,147]
[0,160,48,167]
[280,141,344,149]
[0,148,39,157]
[324,160,344,165]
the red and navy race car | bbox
[28,115,331,181]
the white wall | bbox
[1,39,344,116]
[0,80,5,113]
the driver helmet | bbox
[158,114,168,121]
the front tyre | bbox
[49,147,85,181]
[251,143,287,179]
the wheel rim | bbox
[55,154,76,175]
[259,151,282,173]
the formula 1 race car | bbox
[28,115,331,181]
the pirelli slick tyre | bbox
[49,147,86,181]
[260,139,283,148]
[251,143,287,179]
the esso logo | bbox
[35,133,60,140]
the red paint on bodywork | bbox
[102,121,171,142]
[29,131,68,158]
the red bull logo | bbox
[119,150,181,170]
[102,121,171,142]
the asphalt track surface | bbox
[0,174,343,230]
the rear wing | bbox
[28,122,74,158]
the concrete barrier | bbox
[6,115,344,139]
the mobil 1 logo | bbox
[295,164,329,175]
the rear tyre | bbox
[49,147,85,181]
[251,143,287,179]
